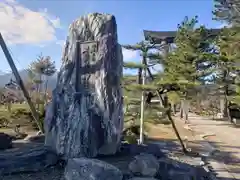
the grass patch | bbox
[0,103,44,131]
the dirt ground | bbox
[145,117,206,153]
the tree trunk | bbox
[156,92,187,153]
[180,100,184,118]
[183,100,189,124]
[220,98,225,115]
[224,85,232,122]
[180,98,189,123]
[223,96,228,117]
[39,75,42,93]
[36,75,43,112]
[172,103,176,115]
[44,79,49,105]
[196,92,201,112]
[138,68,142,84]
[224,94,232,122]
[222,70,232,122]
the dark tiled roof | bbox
[143,28,221,44]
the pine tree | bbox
[213,1,240,118]
[213,0,240,26]
[122,41,159,144]
[144,16,218,153]
[29,54,56,108]
[123,40,189,152]
[213,27,240,119]
[155,16,216,121]
[122,16,218,153]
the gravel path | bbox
[175,113,240,180]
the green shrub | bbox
[31,105,45,131]
[122,125,139,144]
[10,108,32,119]
[0,103,45,132]
[0,117,10,128]
[124,134,138,144]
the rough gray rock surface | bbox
[64,158,123,180]
[44,13,123,159]
[128,153,159,177]
[0,145,58,175]
[0,132,12,150]
[128,178,158,180]
[157,157,201,180]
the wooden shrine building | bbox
[143,28,221,44]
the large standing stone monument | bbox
[44,13,123,159]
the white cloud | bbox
[56,40,65,47]
[122,48,138,61]
[0,0,62,45]
[218,23,231,28]
[39,8,62,29]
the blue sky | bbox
[0,0,223,74]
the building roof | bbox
[143,28,221,44]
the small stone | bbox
[0,132,12,150]
[128,153,159,177]
[64,158,123,180]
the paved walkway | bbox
[176,113,240,180]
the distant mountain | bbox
[0,70,58,90]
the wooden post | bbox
[0,33,43,133]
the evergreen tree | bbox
[143,16,218,153]
[213,0,240,26]
[213,1,240,118]
[122,16,218,153]
[214,27,240,118]
[122,41,159,144]
[156,16,216,121]
[29,54,56,111]
[123,40,188,152]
